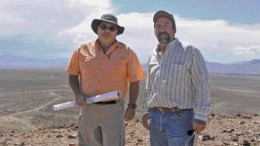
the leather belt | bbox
[95,100,117,105]
[154,107,192,113]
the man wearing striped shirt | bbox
[142,10,211,146]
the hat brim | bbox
[91,19,124,35]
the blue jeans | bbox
[150,108,195,146]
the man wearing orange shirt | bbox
[66,14,144,146]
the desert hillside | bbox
[0,69,259,146]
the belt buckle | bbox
[157,107,165,112]
[158,107,163,112]
[173,107,181,112]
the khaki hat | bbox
[153,10,176,32]
[91,14,124,35]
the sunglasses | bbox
[99,24,118,32]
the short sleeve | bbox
[66,48,81,75]
[127,48,144,82]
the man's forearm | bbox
[68,74,81,96]
[129,81,140,104]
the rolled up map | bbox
[53,91,121,111]
[86,90,121,104]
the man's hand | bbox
[192,120,206,134]
[142,113,150,130]
[124,107,135,121]
[126,80,139,121]
[75,93,87,107]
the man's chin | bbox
[158,34,170,44]
[158,38,170,44]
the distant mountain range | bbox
[206,59,260,74]
[0,55,68,68]
[0,55,259,74]
[143,59,260,75]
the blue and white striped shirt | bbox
[144,38,211,121]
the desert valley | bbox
[0,68,259,146]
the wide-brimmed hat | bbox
[153,10,176,32]
[91,14,124,35]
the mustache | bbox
[102,32,111,37]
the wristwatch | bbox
[127,103,137,109]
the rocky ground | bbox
[1,70,259,146]
[0,114,259,146]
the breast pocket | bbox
[109,61,126,74]
[108,56,127,74]
[169,64,189,81]
[79,56,97,76]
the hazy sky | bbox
[0,0,260,64]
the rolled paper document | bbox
[86,90,121,104]
[53,100,77,111]
[53,91,121,111]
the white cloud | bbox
[0,1,260,63]
[0,0,112,36]
[235,45,260,56]
[116,13,260,63]
[116,13,157,63]
[171,16,260,63]
[0,0,112,58]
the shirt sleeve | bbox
[126,48,144,82]
[191,48,212,121]
[143,54,152,116]
[66,48,81,76]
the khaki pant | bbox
[78,101,125,146]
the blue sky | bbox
[113,0,260,24]
[0,0,260,65]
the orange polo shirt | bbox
[66,40,144,98]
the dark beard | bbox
[158,32,170,44]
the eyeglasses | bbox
[99,24,118,32]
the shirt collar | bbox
[95,39,119,54]
[156,38,179,53]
